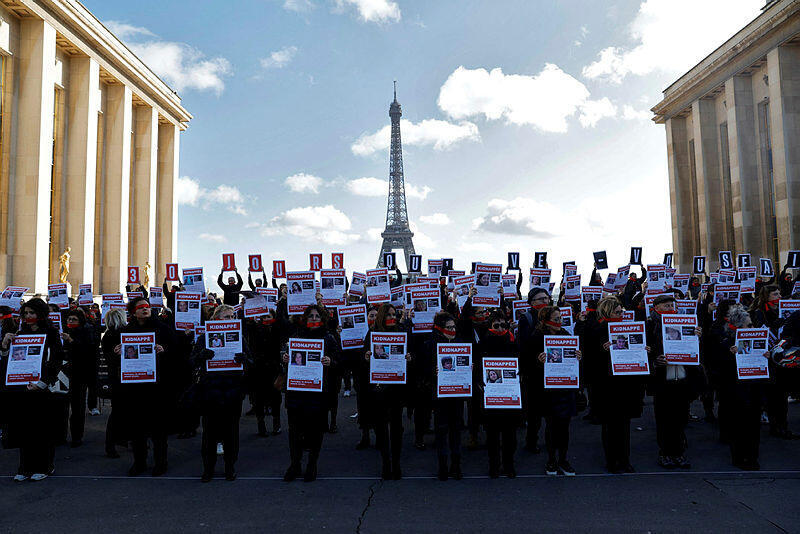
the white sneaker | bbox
[343,390,351,397]
[30,473,48,481]
[13,474,27,482]
[90,408,100,416]
[216,443,224,455]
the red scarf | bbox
[434,325,456,338]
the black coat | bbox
[191,333,251,412]
[529,327,577,419]
[645,313,705,400]
[284,326,340,411]
[63,324,95,382]
[217,272,243,306]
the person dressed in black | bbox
[248,270,268,291]
[353,306,379,449]
[1,298,64,481]
[193,305,251,482]
[517,287,552,452]
[478,311,521,478]
[646,294,705,469]
[282,305,339,482]
[61,308,95,447]
[217,268,244,306]
[244,310,284,437]
[101,308,126,458]
[532,306,580,476]
[113,297,176,477]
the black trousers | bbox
[327,375,341,428]
[544,415,571,461]
[132,433,168,468]
[18,442,55,476]
[287,406,326,468]
[653,382,690,457]
[486,417,517,470]
[766,382,788,434]
[435,399,463,459]
[414,392,432,443]
[69,380,88,442]
[525,381,543,447]
[719,385,761,464]
[375,405,404,467]
[601,417,631,469]
[201,406,241,472]
[253,387,281,426]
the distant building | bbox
[0,0,191,294]
[652,0,799,273]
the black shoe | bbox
[545,460,559,476]
[449,458,462,481]
[225,467,237,481]
[558,460,576,476]
[257,419,268,437]
[151,464,167,477]
[128,463,147,477]
[304,463,318,482]
[70,440,83,448]
[201,471,213,483]
[284,465,301,482]
[105,450,120,459]
[503,465,516,479]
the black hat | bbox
[653,294,675,306]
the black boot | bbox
[224,462,236,481]
[437,456,449,481]
[257,418,268,437]
[449,455,462,480]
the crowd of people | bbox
[1,259,799,483]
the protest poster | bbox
[366,268,391,304]
[338,305,368,349]
[603,273,617,293]
[502,274,517,298]
[559,306,575,334]
[615,265,630,289]
[446,270,466,290]
[47,283,70,309]
[665,268,676,289]
[256,287,278,311]
[287,338,324,392]
[630,247,642,265]
[693,256,706,275]
[273,260,286,279]
[126,291,144,302]
[149,287,164,309]
[78,284,93,306]
[120,332,157,384]
[563,263,577,276]
[436,343,472,398]
[473,263,502,307]
[127,266,140,285]
[580,286,603,312]
[5,334,47,385]
[543,335,580,388]
[383,252,397,270]
[243,293,269,318]
[370,332,408,384]
[182,267,205,293]
[529,268,551,291]
[0,286,27,312]
[794,282,800,296]
[718,269,736,284]
[174,292,202,331]
[608,321,650,375]
[411,288,440,333]
[719,251,734,270]
[787,250,800,268]
[738,266,757,292]
[204,320,243,372]
[165,263,180,282]
[428,259,443,278]
[778,300,800,320]
[350,272,366,297]
[593,251,608,270]
[320,269,347,307]
[662,315,700,365]
[565,274,581,300]
[644,292,667,317]
[287,271,317,315]
[663,253,673,269]
[676,299,698,315]
[309,253,322,271]
[453,275,475,309]
[534,252,548,269]
[49,312,62,338]
[735,328,770,380]
[408,254,422,273]
[507,252,520,271]
[100,293,124,324]
[737,254,752,268]
[404,282,428,308]
[331,252,344,269]
[673,274,690,294]
[715,283,741,305]
[482,357,521,409]
[248,254,263,272]
[760,258,774,277]
[622,310,635,322]
[391,286,405,308]
[221,254,236,271]
[647,264,666,292]
[512,300,531,322]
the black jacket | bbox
[217,272,244,306]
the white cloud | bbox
[285,173,324,193]
[471,198,564,237]
[198,233,226,243]
[366,227,384,241]
[260,46,298,69]
[406,183,432,200]
[409,221,436,249]
[438,65,616,133]
[346,176,432,200]
[283,0,314,12]
[262,205,361,245]
[622,105,652,121]
[334,0,401,23]
[352,118,480,156]
[129,41,232,95]
[176,176,248,215]
[582,0,762,83]
[419,213,451,225]
[104,21,155,39]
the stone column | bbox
[726,75,764,260]
[666,117,694,272]
[131,105,158,279]
[9,19,56,293]
[64,56,100,290]
[767,44,800,266]
[156,122,179,283]
[100,84,132,293]
[691,99,725,260]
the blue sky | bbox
[86,0,764,288]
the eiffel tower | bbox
[377,82,416,268]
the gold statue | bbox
[58,247,71,283]
[143,261,151,288]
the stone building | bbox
[652,0,799,273]
[0,0,190,294]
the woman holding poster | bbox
[192,305,252,482]
[244,310,285,438]
[477,311,520,478]
[114,297,175,477]
[281,305,338,482]
[580,297,646,474]
[361,304,409,480]
[0,298,64,481]
[531,306,580,476]
[352,306,379,450]
[706,304,765,470]
[61,309,95,448]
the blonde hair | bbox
[211,304,235,320]
[104,308,127,331]
[597,296,622,319]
